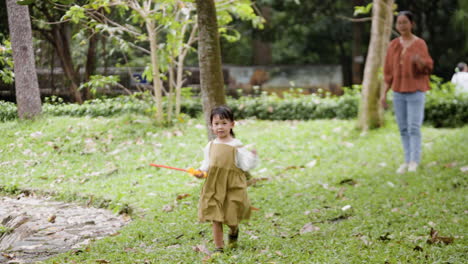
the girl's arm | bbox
[199,142,211,172]
[236,146,259,171]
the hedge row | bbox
[1,90,467,127]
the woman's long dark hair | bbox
[210,105,235,137]
[398,10,414,23]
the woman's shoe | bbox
[396,163,408,174]
[408,162,418,172]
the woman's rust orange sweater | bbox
[384,37,433,93]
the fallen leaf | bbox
[30,131,43,138]
[275,251,283,256]
[202,255,212,263]
[47,214,56,223]
[339,178,357,186]
[95,260,110,263]
[122,213,131,222]
[413,245,424,251]
[300,223,320,234]
[265,212,275,218]
[176,193,191,200]
[426,228,454,245]
[460,166,468,173]
[443,162,457,168]
[247,177,270,186]
[162,204,174,212]
[1,253,14,259]
[193,244,210,255]
[306,160,317,168]
[84,138,97,153]
[336,188,346,199]
[284,165,304,170]
[341,205,352,211]
[358,235,372,246]
[329,215,350,222]
[166,244,181,249]
[379,232,393,241]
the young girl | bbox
[194,105,258,253]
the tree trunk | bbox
[195,0,227,140]
[52,24,83,103]
[84,32,99,100]
[146,20,164,123]
[167,59,175,121]
[357,0,394,130]
[252,5,272,65]
[352,0,365,85]
[6,0,42,119]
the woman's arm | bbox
[412,39,433,74]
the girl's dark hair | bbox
[210,105,235,137]
[397,11,414,23]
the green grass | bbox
[0,114,467,263]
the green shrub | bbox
[0,101,17,121]
[425,76,468,127]
[1,79,467,127]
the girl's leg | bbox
[228,225,238,235]
[212,221,224,249]
[228,225,239,245]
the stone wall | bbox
[0,64,343,101]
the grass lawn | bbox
[0,114,466,263]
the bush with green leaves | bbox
[424,76,468,127]
[0,101,17,122]
[1,78,467,127]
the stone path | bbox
[0,195,130,263]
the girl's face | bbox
[396,15,413,35]
[211,114,234,140]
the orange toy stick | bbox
[150,163,207,178]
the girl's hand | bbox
[193,171,207,179]
[187,168,207,178]
[251,149,257,155]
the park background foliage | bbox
[1,77,467,127]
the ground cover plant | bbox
[0,114,466,263]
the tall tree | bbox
[358,0,394,130]
[6,0,42,119]
[30,0,85,103]
[352,0,366,85]
[195,0,226,139]
[252,5,272,65]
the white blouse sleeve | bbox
[199,142,211,171]
[236,145,259,171]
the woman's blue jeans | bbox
[393,91,425,163]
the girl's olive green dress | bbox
[198,143,251,226]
